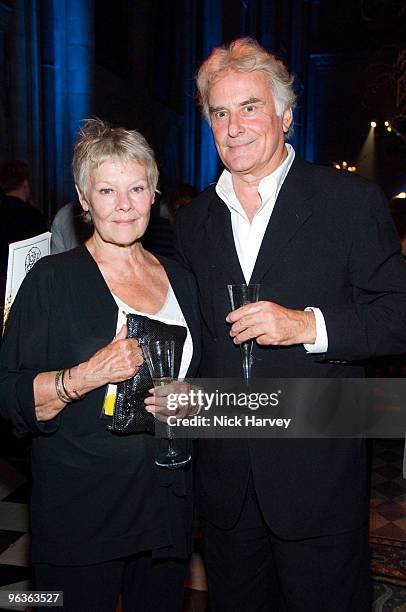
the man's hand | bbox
[226,301,316,346]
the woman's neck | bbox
[85,235,151,269]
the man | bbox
[175,38,406,610]
[0,160,46,457]
[0,160,46,270]
[50,199,92,254]
[0,160,46,316]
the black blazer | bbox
[175,154,406,538]
[0,245,201,564]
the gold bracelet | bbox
[65,368,83,401]
[61,369,77,402]
[55,370,71,404]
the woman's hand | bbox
[34,325,143,422]
[144,381,198,424]
[79,325,143,391]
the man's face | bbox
[208,70,292,179]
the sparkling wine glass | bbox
[143,339,191,469]
[227,284,261,382]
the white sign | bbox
[3,232,51,326]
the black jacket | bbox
[175,154,406,538]
[0,245,201,564]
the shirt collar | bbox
[216,144,295,216]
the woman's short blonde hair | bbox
[72,118,159,203]
[197,37,296,131]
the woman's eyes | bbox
[99,186,145,195]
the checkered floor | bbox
[370,440,406,540]
[370,440,406,590]
[0,436,405,610]
[0,447,34,611]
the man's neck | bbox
[232,181,262,223]
[6,187,28,202]
[231,146,288,222]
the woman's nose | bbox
[117,192,131,211]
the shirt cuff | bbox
[303,307,328,353]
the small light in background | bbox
[387,126,392,132]
[384,121,390,127]
[393,192,406,199]
[332,162,357,173]
[370,121,377,128]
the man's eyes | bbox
[100,188,113,194]
[214,110,227,119]
[132,186,144,193]
[212,105,256,120]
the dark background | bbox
[0,0,405,221]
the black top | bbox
[0,246,201,565]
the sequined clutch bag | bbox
[108,313,187,434]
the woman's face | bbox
[77,158,154,247]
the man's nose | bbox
[228,112,244,138]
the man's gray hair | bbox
[72,118,159,203]
[196,37,296,127]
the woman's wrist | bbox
[61,368,84,401]
[55,369,71,403]
[34,372,67,421]
[62,362,94,398]
[67,360,108,397]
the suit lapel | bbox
[205,191,245,286]
[250,155,315,285]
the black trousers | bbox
[202,476,371,612]
[35,552,188,612]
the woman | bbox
[0,119,200,611]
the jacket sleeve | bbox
[323,183,406,360]
[0,258,61,434]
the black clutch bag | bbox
[107,313,187,434]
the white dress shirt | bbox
[215,143,328,353]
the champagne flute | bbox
[227,284,260,382]
[143,339,191,469]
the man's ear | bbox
[282,108,293,134]
[75,185,89,212]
